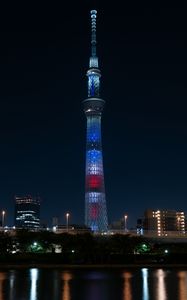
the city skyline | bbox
[0,1,186,227]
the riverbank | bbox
[1,263,187,269]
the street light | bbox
[66,213,70,232]
[2,210,5,228]
[124,214,128,232]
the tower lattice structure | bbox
[83,10,108,232]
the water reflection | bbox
[178,271,187,300]
[0,273,6,300]
[142,268,149,300]
[122,271,132,300]
[61,272,72,300]
[1,267,187,300]
[9,271,15,300]
[155,269,167,300]
[30,268,38,300]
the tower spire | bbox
[89,10,99,68]
[90,9,97,57]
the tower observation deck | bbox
[83,10,108,233]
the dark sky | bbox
[0,1,186,227]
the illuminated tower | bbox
[83,10,108,232]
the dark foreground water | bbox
[0,267,187,300]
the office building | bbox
[15,196,40,229]
[143,209,186,236]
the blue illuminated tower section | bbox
[83,10,108,232]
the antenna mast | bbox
[89,10,98,68]
[91,10,97,57]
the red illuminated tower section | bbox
[82,10,108,232]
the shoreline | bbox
[1,263,187,269]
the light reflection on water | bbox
[155,269,167,300]
[178,271,187,300]
[0,267,187,299]
[79,271,112,300]
[142,268,149,300]
[122,271,132,300]
[61,272,72,300]
[9,271,15,300]
[0,273,6,300]
[30,268,38,300]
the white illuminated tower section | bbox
[83,10,108,232]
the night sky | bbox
[0,1,186,227]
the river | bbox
[0,267,187,299]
